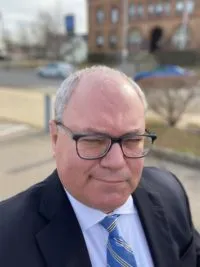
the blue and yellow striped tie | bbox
[100,214,138,267]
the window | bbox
[129,3,136,18]
[176,0,195,14]
[109,34,118,49]
[155,3,164,16]
[176,1,184,13]
[186,0,195,13]
[96,8,105,24]
[128,29,143,54]
[137,4,144,17]
[128,29,142,46]
[148,3,155,15]
[96,35,104,47]
[111,7,119,24]
[129,3,144,19]
[164,2,171,15]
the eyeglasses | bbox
[55,121,157,160]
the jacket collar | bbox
[133,168,179,267]
[36,170,92,267]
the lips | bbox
[93,178,127,184]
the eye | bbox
[125,136,143,142]
[122,137,143,148]
[79,136,109,147]
[77,136,110,158]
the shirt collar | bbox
[65,189,137,232]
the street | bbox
[0,68,63,89]
[0,67,199,121]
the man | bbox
[0,66,199,267]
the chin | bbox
[98,193,130,213]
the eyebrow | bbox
[78,127,145,136]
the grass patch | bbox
[146,120,200,157]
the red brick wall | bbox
[88,0,200,54]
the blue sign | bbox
[65,15,75,35]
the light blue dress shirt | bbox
[66,191,154,267]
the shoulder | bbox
[141,166,192,224]
[141,166,193,229]
[0,175,56,262]
[142,166,187,199]
[0,178,48,236]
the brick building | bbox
[88,0,200,60]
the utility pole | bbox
[180,0,190,50]
[0,12,4,43]
[0,11,6,58]
[121,0,128,63]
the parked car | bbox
[36,62,75,78]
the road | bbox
[0,68,199,116]
[0,67,199,92]
[0,68,63,89]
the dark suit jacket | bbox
[0,167,200,267]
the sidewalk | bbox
[0,128,199,230]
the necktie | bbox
[100,214,138,267]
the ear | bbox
[49,120,58,157]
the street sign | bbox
[65,14,75,36]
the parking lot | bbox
[0,68,62,89]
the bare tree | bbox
[60,37,84,64]
[138,76,199,127]
[1,28,12,54]
[15,22,33,58]
[30,1,66,60]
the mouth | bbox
[93,178,127,184]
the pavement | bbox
[0,68,62,89]
[0,124,200,231]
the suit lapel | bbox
[35,170,92,267]
[133,181,179,267]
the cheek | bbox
[58,158,97,197]
[54,137,76,174]
[128,158,144,183]
[55,136,75,161]
[55,137,97,186]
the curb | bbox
[151,147,200,170]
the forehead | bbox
[63,70,145,133]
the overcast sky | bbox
[0,0,87,35]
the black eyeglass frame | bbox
[55,121,157,160]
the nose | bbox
[100,143,126,170]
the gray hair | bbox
[54,65,147,122]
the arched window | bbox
[109,34,118,49]
[163,1,171,15]
[96,34,104,47]
[176,0,184,13]
[129,3,136,18]
[186,0,195,13]
[155,3,164,16]
[175,0,194,14]
[111,7,119,24]
[96,8,105,24]
[137,4,144,17]
[148,3,155,15]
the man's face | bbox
[50,71,145,213]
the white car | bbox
[37,62,75,78]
